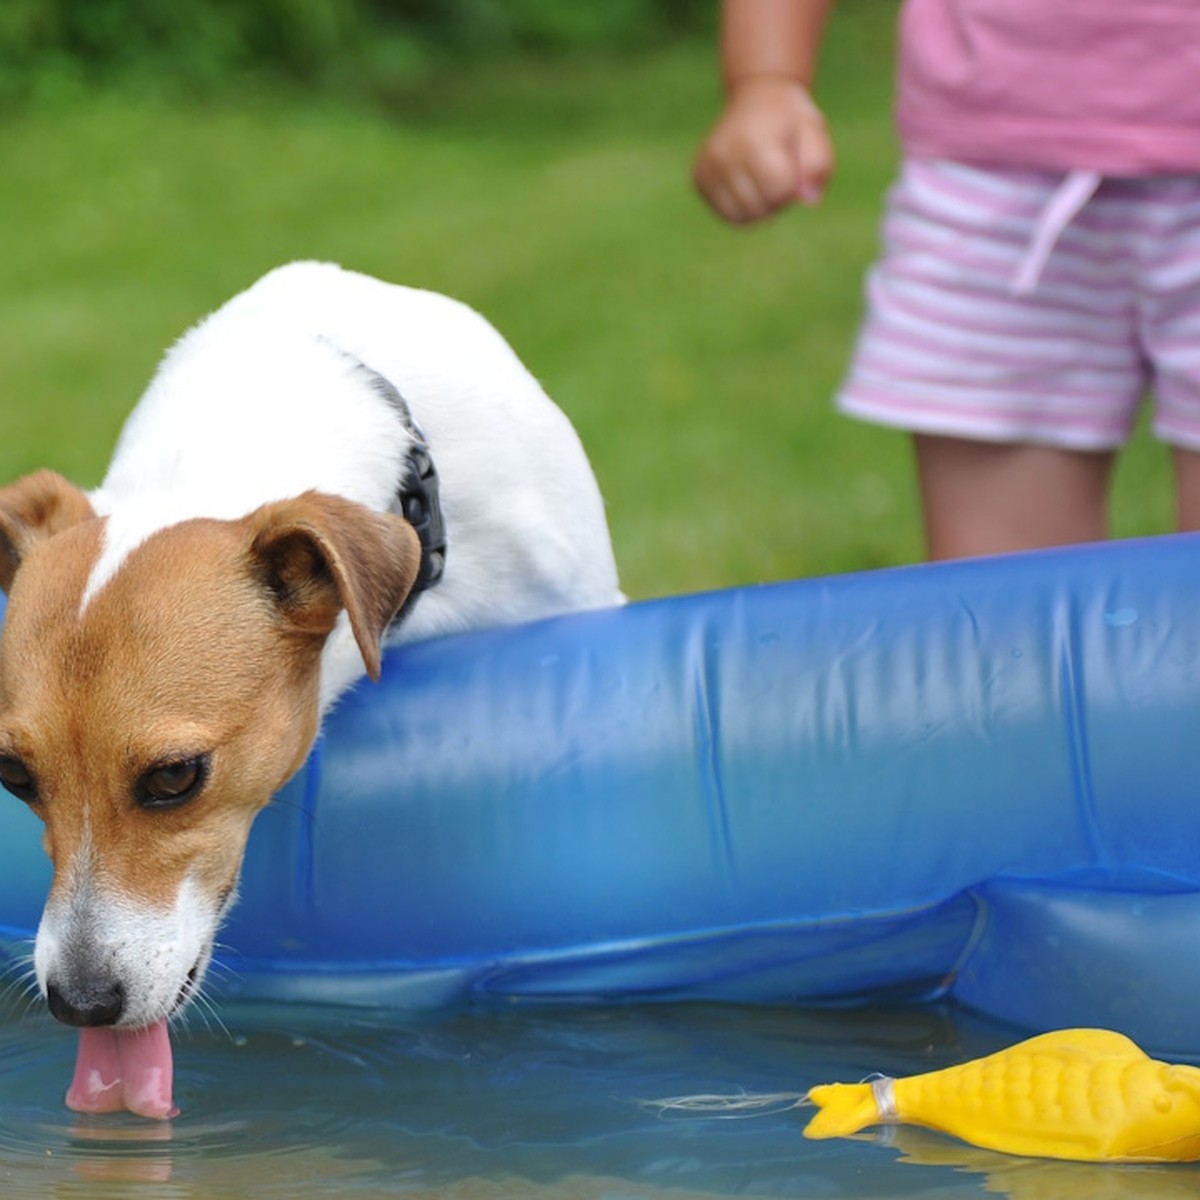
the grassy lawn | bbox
[0,4,1178,600]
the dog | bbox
[0,262,622,1115]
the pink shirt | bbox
[895,0,1200,175]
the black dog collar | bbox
[355,365,447,624]
[394,432,446,596]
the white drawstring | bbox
[1011,169,1103,295]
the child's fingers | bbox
[692,83,836,222]
[694,148,766,223]
[694,138,802,222]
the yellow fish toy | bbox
[803,1028,1200,1163]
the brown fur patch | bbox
[0,494,416,912]
[248,492,422,680]
[0,470,96,592]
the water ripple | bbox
[2,998,1172,1198]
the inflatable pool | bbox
[2,536,1200,1054]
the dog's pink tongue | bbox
[66,1021,177,1119]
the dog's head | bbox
[0,469,419,1030]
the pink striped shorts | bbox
[836,159,1200,450]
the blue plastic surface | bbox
[3,536,1200,1051]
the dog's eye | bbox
[139,756,208,810]
[0,756,38,804]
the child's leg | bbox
[914,433,1114,560]
[836,161,1142,557]
[1172,447,1200,532]
[1131,178,1200,530]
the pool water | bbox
[0,996,1191,1198]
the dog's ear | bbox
[247,492,422,681]
[0,469,96,593]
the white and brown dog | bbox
[0,262,622,1116]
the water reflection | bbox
[885,1128,1198,1199]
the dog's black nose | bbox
[46,980,125,1027]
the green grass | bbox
[0,4,1178,600]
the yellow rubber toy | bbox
[803,1028,1200,1162]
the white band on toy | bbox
[871,1076,899,1122]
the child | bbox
[693,0,1200,559]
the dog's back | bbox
[92,261,624,699]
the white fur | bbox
[36,870,213,1029]
[86,261,624,709]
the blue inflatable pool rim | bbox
[3,535,1200,1054]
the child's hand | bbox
[692,78,834,224]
